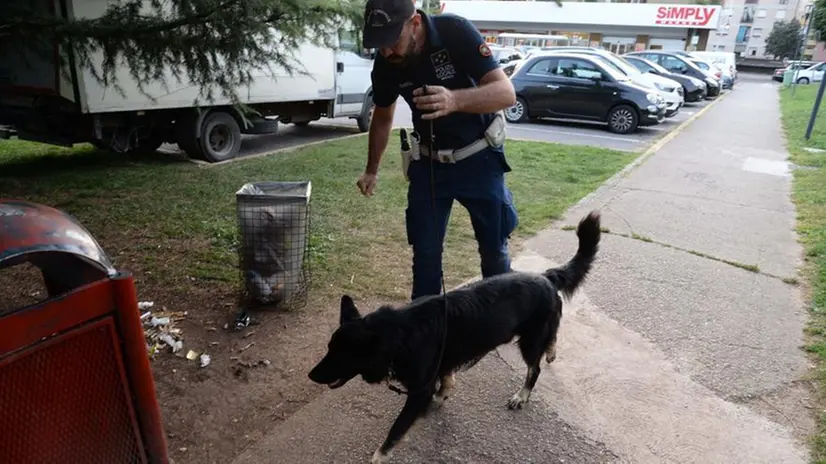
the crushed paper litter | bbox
[141,302,187,358]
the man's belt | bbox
[419,138,491,164]
[409,110,508,165]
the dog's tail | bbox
[543,211,601,300]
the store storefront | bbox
[441,1,723,53]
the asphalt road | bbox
[161,121,362,160]
[321,93,717,152]
[165,83,731,161]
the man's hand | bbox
[412,86,457,120]
[357,172,377,197]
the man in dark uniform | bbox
[356,0,519,302]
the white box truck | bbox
[0,0,376,163]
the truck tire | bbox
[356,94,375,133]
[199,111,242,163]
[174,113,205,160]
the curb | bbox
[562,90,732,215]
[190,130,366,168]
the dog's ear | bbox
[340,294,361,325]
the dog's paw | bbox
[431,393,448,409]
[545,345,557,364]
[370,449,390,464]
[507,389,531,410]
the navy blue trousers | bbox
[405,147,519,301]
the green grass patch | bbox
[0,135,635,305]
[779,84,826,461]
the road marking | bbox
[508,125,643,143]
[742,157,791,177]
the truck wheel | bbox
[356,95,375,133]
[199,111,242,163]
[174,113,205,160]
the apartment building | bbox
[705,0,811,58]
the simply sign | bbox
[654,6,717,26]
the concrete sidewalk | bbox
[232,81,814,463]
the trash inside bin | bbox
[236,181,312,308]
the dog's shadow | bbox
[371,353,597,462]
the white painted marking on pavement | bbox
[508,125,643,143]
[742,157,791,177]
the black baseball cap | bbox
[362,0,416,49]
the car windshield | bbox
[634,57,669,74]
[491,47,516,62]
[589,55,633,80]
[692,60,710,70]
[682,57,705,73]
[585,57,630,81]
[610,53,650,75]
[594,52,643,77]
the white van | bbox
[690,51,737,81]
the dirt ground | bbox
[0,256,403,464]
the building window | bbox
[779,0,788,4]
[736,25,751,43]
[756,9,767,18]
[776,10,786,19]
[551,31,592,47]
[741,6,755,23]
[752,28,763,38]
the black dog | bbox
[308,211,601,463]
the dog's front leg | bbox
[370,391,432,463]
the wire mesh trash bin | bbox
[236,181,312,309]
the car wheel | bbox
[607,105,638,134]
[356,94,375,133]
[797,77,810,85]
[199,111,242,163]
[505,97,529,123]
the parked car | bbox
[505,52,667,134]
[789,61,826,84]
[490,45,524,66]
[623,55,707,103]
[539,47,684,117]
[690,51,738,82]
[625,51,720,97]
[688,57,733,90]
[772,61,815,82]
